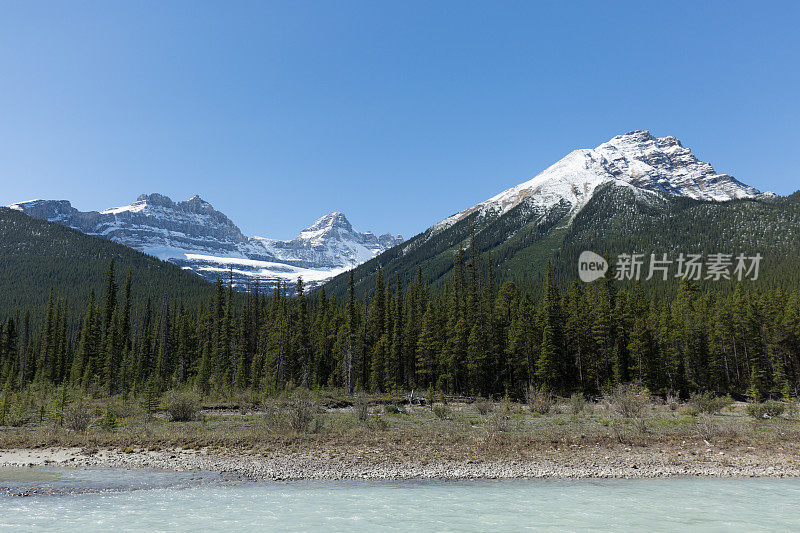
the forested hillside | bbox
[324,186,800,298]
[0,207,223,319]
[1,238,798,401]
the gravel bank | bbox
[2,446,799,480]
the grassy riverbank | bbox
[2,387,800,479]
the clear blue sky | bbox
[1,1,798,240]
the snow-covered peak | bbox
[180,195,216,212]
[435,131,762,230]
[593,131,760,201]
[300,212,354,236]
[8,194,403,292]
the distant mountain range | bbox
[324,130,798,297]
[8,130,798,299]
[8,194,402,292]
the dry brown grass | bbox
[2,393,799,462]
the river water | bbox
[1,468,797,531]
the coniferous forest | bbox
[2,234,799,403]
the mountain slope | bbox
[548,183,800,291]
[9,194,402,292]
[324,131,787,298]
[434,130,759,232]
[0,207,221,317]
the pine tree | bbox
[72,290,100,387]
[295,277,310,387]
[101,258,117,337]
[416,301,439,389]
[345,271,357,393]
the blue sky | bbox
[1,1,798,240]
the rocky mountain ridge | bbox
[435,130,763,231]
[9,194,402,291]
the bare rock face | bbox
[593,131,759,200]
[8,195,402,292]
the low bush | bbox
[288,389,318,432]
[64,403,92,431]
[163,390,201,422]
[606,383,650,419]
[746,401,786,420]
[567,393,586,415]
[474,397,493,415]
[666,393,680,411]
[353,393,369,422]
[689,391,733,415]
[693,414,743,441]
[527,386,554,415]
[384,404,404,414]
[682,406,699,417]
[371,416,389,430]
[432,404,451,420]
[490,413,509,433]
[100,405,118,430]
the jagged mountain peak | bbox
[435,131,762,230]
[593,131,760,200]
[181,194,215,209]
[127,193,215,211]
[134,192,174,206]
[302,211,354,234]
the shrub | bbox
[527,386,554,415]
[693,414,743,441]
[689,391,733,415]
[787,400,798,419]
[432,404,451,420]
[606,383,650,419]
[0,387,11,425]
[163,390,200,422]
[288,389,317,432]
[100,405,118,430]
[490,413,509,433]
[384,404,404,414]
[0,390,29,427]
[260,399,279,430]
[682,406,699,417]
[474,397,493,415]
[353,393,369,422]
[567,393,586,415]
[0,392,30,427]
[746,401,786,420]
[666,393,680,411]
[237,392,256,415]
[371,416,389,430]
[64,403,92,431]
[426,387,436,409]
[7,403,31,427]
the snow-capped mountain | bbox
[435,130,762,230]
[324,130,775,297]
[8,194,403,291]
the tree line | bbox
[1,246,799,401]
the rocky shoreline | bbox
[2,446,799,481]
